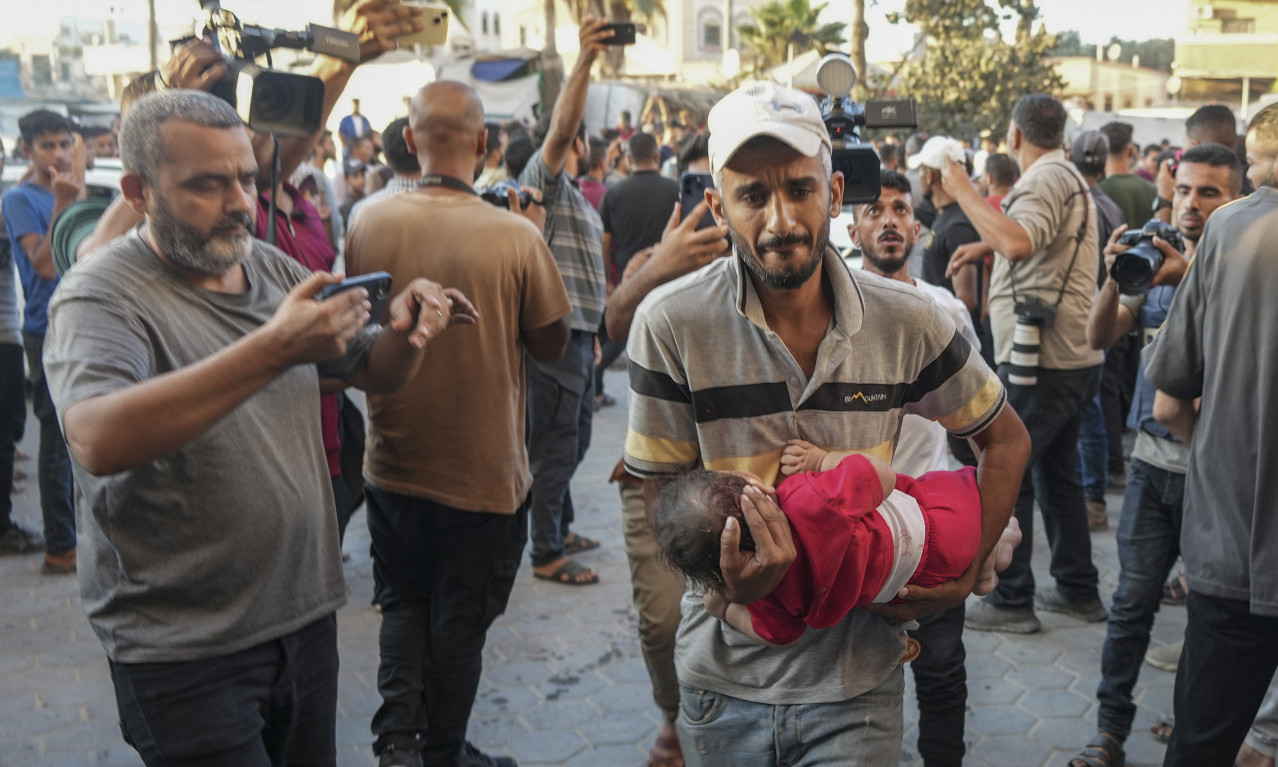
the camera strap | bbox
[1007,160,1091,311]
[417,175,477,196]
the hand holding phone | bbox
[680,172,717,231]
[396,1,450,47]
[601,21,636,46]
[320,271,393,326]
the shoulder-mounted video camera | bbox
[181,0,360,137]
[814,54,918,206]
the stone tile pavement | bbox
[0,368,1185,766]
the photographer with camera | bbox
[943,94,1107,635]
[1067,143,1238,767]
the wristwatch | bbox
[1152,195,1172,213]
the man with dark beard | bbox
[625,82,1030,767]
[41,90,477,766]
[850,168,990,767]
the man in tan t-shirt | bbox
[942,93,1106,636]
[346,80,570,767]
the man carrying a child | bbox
[624,81,1031,766]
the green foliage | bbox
[882,0,1064,139]
[1050,30,1175,73]
[738,0,847,75]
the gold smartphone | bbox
[398,1,450,47]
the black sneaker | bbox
[459,741,517,767]
[1036,588,1109,623]
[379,744,423,767]
[0,523,45,555]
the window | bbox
[482,11,488,34]
[494,13,500,35]
[697,7,724,53]
[703,21,721,48]
[1222,18,1256,34]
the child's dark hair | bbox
[654,470,755,592]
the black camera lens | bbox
[1111,245,1164,294]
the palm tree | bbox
[849,0,868,99]
[738,0,847,76]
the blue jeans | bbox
[987,364,1102,610]
[1096,458,1184,740]
[527,330,595,567]
[23,332,75,553]
[110,614,338,766]
[1076,391,1108,502]
[367,487,527,765]
[677,670,905,767]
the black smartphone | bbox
[319,271,393,326]
[602,21,637,46]
[680,172,717,231]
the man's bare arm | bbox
[1153,390,1198,444]
[63,272,368,476]
[540,17,610,175]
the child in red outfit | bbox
[654,439,984,645]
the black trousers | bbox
[1163,591,1278,766]
[367,487,527,765]
[909,603,968,767]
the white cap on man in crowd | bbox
[906,136,967,171]
[707,82,832,176]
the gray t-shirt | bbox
[1145,187,1278,616]
[44,229,349,663]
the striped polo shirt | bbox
[624,248,1007,705]
[520,151,607,333]
[625,251,1006,487]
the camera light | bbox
[816,54,858,97]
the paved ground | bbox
[0,366,1186,766]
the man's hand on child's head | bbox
[780,438,826,476]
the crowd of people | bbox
[1,1,1278,765]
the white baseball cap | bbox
[906,136,967,170]
[707,82,832,175]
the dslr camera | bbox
[1008,295,1056,387]
[1112,218,1184,295]
[478,179,533,210]
[186,0,359,137]
[814,54,918,205]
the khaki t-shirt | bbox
[347,191,571,513]
[989,150,1103,370]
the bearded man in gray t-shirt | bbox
[43,90,477,765]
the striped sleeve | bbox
[624,299,700,477]
[906,322,1007,440]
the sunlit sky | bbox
[3,0,1191,57]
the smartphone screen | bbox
[680,172,716,231]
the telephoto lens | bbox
[1009,321,1041,386]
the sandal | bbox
[1069,732,1126,767]
[1162,574,1188,606]
[533,558,599,586]
[1150,717,1175,744]
[563,532,601,555]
